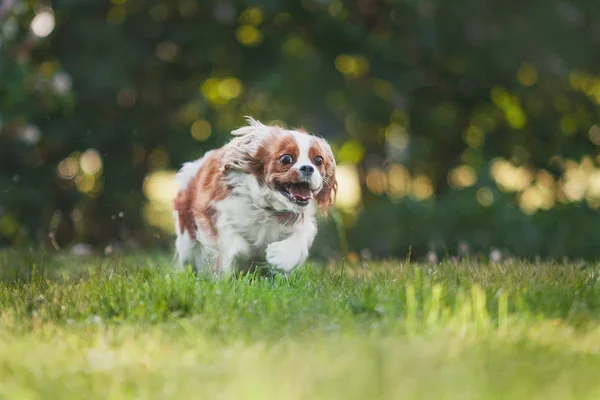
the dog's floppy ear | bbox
[314,138,338,215]
[221,116,273,173]
[315,176,337,215]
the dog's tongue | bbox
[289,184,312,201]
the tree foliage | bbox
[2,0,600,259]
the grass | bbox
[1,249,600,399]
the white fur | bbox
[174,119,323,276]
[231,116,267,135]
[221,121,270,173]
[290,130,323,192]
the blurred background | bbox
[1,0,600,262]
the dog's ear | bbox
[221,116,273,174]
[314,138,337,215]
[315,176,337,215]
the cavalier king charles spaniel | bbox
[173,117,337,276]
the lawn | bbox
[1,249,600,399]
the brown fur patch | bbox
[260,133,302,187]
[173,150,230,241]
[310,139,337,214]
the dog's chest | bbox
[217,196,295,249]
[246,213,292,251]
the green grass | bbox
[1,249,600,399]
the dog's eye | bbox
[313,156,323,167]
[279,154,293,165]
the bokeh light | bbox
[191,120,212,141]
[386,164,410,200]
[19,125,41,145]
[491,86,527,129]
[410,175,434,201]
[448,166,477,190]
[366,168,387,195]
[336,164,361,210]
[588,125,600,145]
[463,125,484,149]
[335,55,370,78]
[30,10,55,38]
[57,156,79,179]
[143,170,178,232]
[517,63,538,87]
[156,41,179,62]
[385,124,409,150]
[201,77,244,106]
[80,149,102,175]
[476,187,494,207]
[283,36,312,58]
[490,159,532,192]
[239,7,264,25]
[337,140,365,164]
[236,25,263,46]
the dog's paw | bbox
[266,240,305,273]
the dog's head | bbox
[222,117,337,213]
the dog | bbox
[173,117,337,276]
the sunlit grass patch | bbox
[0,249,600,399]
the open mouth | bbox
[279,182,313,206]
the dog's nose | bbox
[299,165,314,176]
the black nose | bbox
[299,165,314,175]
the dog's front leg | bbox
[266,221,317,273]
